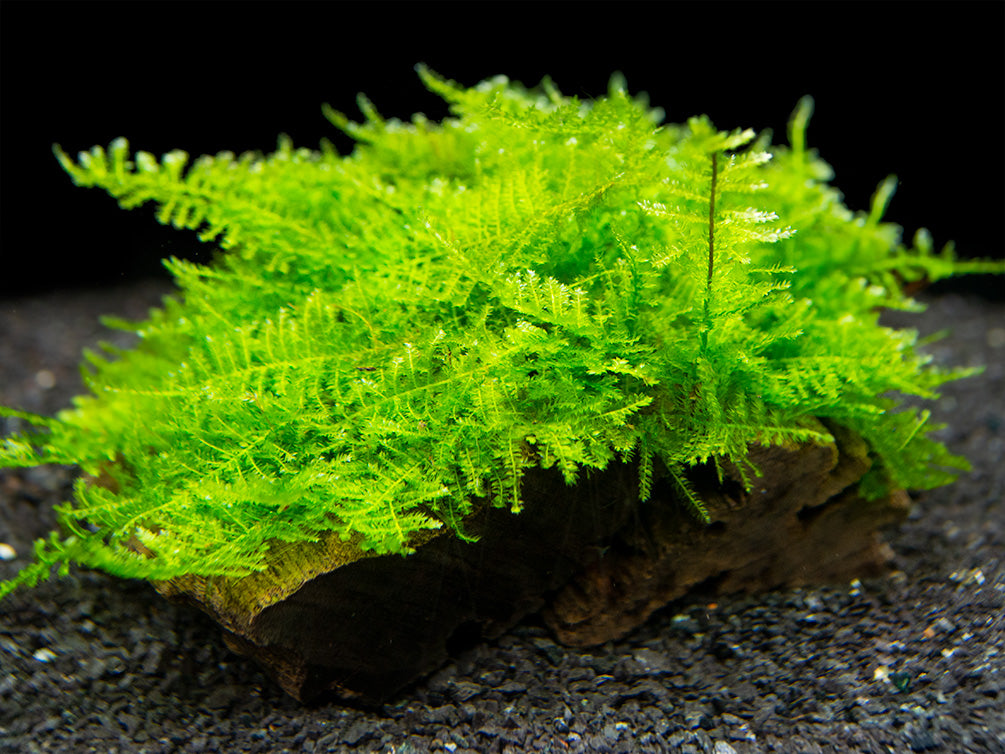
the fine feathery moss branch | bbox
[1,67,1002,599]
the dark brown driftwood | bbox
[542,423,910,646]
[154,422,908,702]
[155,461,642,702]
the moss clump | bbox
[1,66,1000,599]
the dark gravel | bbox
[1,283,1003,754]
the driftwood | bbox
[542,423,910,646]
[154,422,908,702]
[155,461,641,703]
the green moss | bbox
[1,67,1001,599]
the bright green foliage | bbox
[1,67,1000,599]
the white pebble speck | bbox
[34,370,56,390]
[33,648,57,663]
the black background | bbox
[1,1,1002,298]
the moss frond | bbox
[2,69,1001,597]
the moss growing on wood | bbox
[1,67,1000,599]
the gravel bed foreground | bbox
[1,283,1003,753]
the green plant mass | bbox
[1,67,1001,600]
